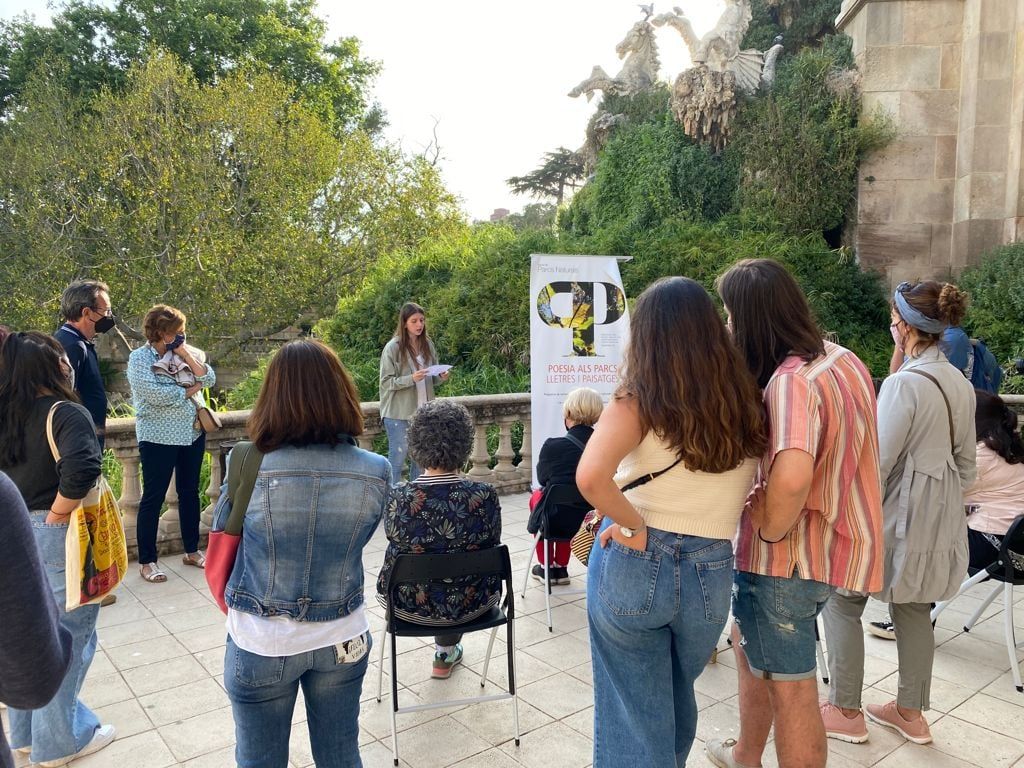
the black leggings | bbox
[968,527,1004,573]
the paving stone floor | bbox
[6,491,1024,767]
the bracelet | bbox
[48,510,72,517]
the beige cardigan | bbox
[613,431,757,540]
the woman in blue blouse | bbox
[376,399,502,679]
[127,305,215,583]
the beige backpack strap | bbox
[45,401,65,462]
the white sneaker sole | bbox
[866,625,896,640]
[825,729,869,744]
[865,710,932,744]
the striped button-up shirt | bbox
[735,342,884,594]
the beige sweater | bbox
[613,431,757,540]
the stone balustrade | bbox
[105,393,532,562]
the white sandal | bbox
[140,563,167,583]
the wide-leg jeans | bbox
[588,520,733,768]
[9,513,101,764]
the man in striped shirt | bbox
[706,259,883,768]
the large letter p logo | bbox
[536,281,626,356]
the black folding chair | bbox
[931,514,1024,692]
[521,483,592,631]
[376,545,520,765]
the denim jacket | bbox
[215,438,390,622]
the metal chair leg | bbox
[480,626,499,688]
[376,627,387,702]
[815,624,829,684]
[1002,583,1023,693]
[931,568,992,624]
[965,583,1002,631]
[389,629,400,765]
[521,532,539,598]
[543,546,553,632]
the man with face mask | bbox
[54,281,114,450]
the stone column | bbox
[467,422,493,479]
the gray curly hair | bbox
[407,399,474,472]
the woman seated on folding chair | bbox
[964,390,1024,571]
[376,400,502,680]
[527,386,603,586]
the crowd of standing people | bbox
[0,259,1018,768]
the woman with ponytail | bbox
[963,390,1024,570]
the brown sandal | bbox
[140,563,167,583]
[182,551,206,569]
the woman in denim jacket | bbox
[217,340,389,768]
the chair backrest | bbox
[543,483,590,509]
[535,483,592,540]
[996,513,1024,583]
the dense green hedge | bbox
[960,243,1024,365]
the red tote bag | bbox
[206,442,262,614]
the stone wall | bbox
[838,0,1024,284]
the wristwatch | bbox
[619,522,645,538]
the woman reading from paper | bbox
[379,302,451,484]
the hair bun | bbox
[938,283,969,325]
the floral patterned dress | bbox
[376,474,502,624]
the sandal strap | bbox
[141,563,166,581]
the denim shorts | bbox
[732,571,834,681]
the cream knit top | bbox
[613,430,758,540]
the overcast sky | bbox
[1,0,725,219]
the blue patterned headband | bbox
[894,282,948,334]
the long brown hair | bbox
[716,259,825,388]
[394,302,434,368]
[0,331,80,466]
[617,277,767,473]
[248,339,363,452]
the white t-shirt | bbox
[414,352,428,408]
[227,604,368,657]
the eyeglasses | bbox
[91,305,114,317]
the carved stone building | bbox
[838,0,1024,283]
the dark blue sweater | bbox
[55,324,107,434]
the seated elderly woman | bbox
[376,400,502,679]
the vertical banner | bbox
[529,254,630,487]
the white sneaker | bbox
[39,724,116,767]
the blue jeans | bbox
[732,571,834,681]
[8,513,101,764]
[224,633,371,768]
[137,434,206,564]
[588,521,733,768]
[383,417,420,485]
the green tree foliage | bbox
[507,148,585,205]
[731,41,892,235]
[743,0,844,52]
[504,203,557,232]
[0,52,462,356]
[0,0,379,133]
[959,243,1024,363]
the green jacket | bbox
[379,337,442,419]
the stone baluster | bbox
[519,420,533,485]
[357,436,375,451]
[467,421,493,479]
[159,470,181,540]
[493,418,517,480]
[114,447,142,544]
[201,442,225,532]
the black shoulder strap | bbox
[564,433,586,452]
[905,369,955,452]
[620,456,684,492]
[224,441,264,535]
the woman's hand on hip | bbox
[600,523,647,552]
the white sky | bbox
[1,0,725,220]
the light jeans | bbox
[383,417,421,485]
[588,519,734,767]
[224,634,370,768]
[8,512,101,764]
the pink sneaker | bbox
[865,701,932,744]
[820,701,869,743]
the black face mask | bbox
[93,315,115,334]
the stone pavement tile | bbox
[940,633,1019,670]
[98,617,169,649]
[516,672,593,720]
[513,614,561,648]
[560,705,593,738]
[175,623,228,654]
[194,647,227,677]
[181,745,236,767]
[693,658,739,702]
[465,646,560,689]
[359,689,448,741]
[565,661,592,686]
[96,597,154,629]
[138,678,230,727]
[84,649,117,678]
[931,648,1006,689]
[949,616,1024,655]
[287,719,314,767]
[93,697,155,738]
[950,692,1024,740]
[72,730,177,768]
[157,703,236,762]
[929,715,1024,767]
[359,739,413,768]
[106,634,191,671]
[498,721,591,768]
[449,698,552,746]
[981,669,1024,704]
[860,652,899,687]
[80,671,135,708]
[122,655,211,697]
[874,670,976,714]
[147,590,218,617]
[158,604,226,634]
[875,742,980,768]
[825,686,906,766]
[394,716,492,768]
[124,570,201,599]
[450,747,526,768]
[521,632,590,670]
[694,700,740,746]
